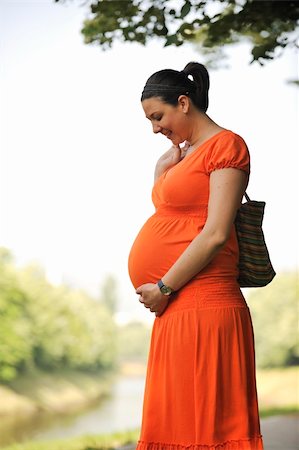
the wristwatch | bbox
[157,279,174,296]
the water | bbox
[0,375,145,447]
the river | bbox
[0,375,145,447]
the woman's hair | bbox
[141,62,210,112]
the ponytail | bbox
[182,62,210,112]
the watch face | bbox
[161,285,172,295]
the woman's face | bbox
[142,97,189,146]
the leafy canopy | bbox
[55,0,299,64]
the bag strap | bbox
[244,192,250,202]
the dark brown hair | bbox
[141,62,210,112]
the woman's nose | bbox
[152,123,162,134]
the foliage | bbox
[248,271,299,368]
[55,0,299,65]
[0,249,117,382]
[0,258,33,381]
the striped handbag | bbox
[235,193,276,288]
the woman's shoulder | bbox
[204,129,250,174]
[214,129,248,146]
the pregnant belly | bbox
[128,214,202,288]
[128,213,240,289]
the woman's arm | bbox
[136,167,248,315]
[162,167,248,290]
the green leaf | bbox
[165,34,179,46]
[180,1,191,19]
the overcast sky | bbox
[1,0,298,322]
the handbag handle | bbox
[244,192,250,202]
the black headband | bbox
[142,84,193,97]
[142,84,188,91]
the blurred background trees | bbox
[0,248,117,382]
[0,249,33,381]
[0,246,298,384]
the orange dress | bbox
[128,130,263,450]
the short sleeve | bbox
[205,132,250,175]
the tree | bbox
[17,266,118,372]
[55,0,299,65]
[0,256,33,381]
[0,248,117,381]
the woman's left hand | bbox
[136,283,169,317]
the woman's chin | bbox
[168,136,180,146]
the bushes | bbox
[0,249,117,382]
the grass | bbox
[0,430,139,450]
[259,405,299,418]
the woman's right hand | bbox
[154,142,190,181]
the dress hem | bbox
[136,435,263,450]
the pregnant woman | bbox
[128,62,263,450]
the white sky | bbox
[1,0,298,322]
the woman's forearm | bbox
[162,228,227,291]
[154,164,166,182]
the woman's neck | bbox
[187,114,225,153]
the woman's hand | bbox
[136,283,169,317]
[154,142,191,181]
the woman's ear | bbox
[178,95,190,114]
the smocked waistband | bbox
[160,278,247,315]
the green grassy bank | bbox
[0,430,139,450]
[0,369,114,417]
